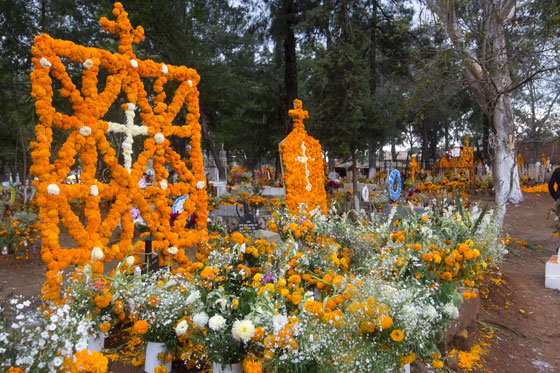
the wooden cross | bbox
[288,99,309,130]
[295,141,315,191]
[106,103,148,172]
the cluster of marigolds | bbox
[29,2,208,303]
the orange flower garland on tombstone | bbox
[279,99,327,214]
[29,2,208,302]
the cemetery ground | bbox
[0,193,559,372]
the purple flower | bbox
[169,212,180,227]
[260,272,276,285]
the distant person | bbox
[548,166,560,214]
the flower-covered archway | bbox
[30,2,208,301]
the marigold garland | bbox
[279,99,327,214]
[30,2,208,302]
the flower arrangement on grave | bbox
[280,99,327,215]
[0,209,39,256]
[29,2,208,302]
[126,269,196,350]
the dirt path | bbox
[469,192,560,372]
[1,193,559,372]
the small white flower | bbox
[196,180,205,190]
[47,323,56,331]
[232,319,255,343]
[134,266,141,276]
[40,57,51,69]
[82,59,94,69]
[47,183,60,195]
[159,180,168,190]
[126,256,135,266]
[161,64,168,74]
[193,312,208,328]
[79,126,92,136]
[154,132,165,144]
[50,314,59,323]
[168,246,178,255]
[208,315,226,331]
[53,356,64,367]
[126,102,135,111]
[90,184,99,196]
[130,59,138,68]
[91,246,104,261]
[175,320,189,336]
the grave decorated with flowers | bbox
[0,4,509,373]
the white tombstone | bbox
[545,247,560,290]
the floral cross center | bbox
[106,103,148,172]
[295,142,314,192]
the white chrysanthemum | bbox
[126,256,135,266]
[196,180,205,190]
[159,180,168,190]
[161,64,168,74]
[193,312,208,328]
[79,126,92,136]
[40,57,51,69]
[443,302,459,319]
[185,290,200,306]
[83,59,94,69]
[130,59,138,68]
[232,319,255,343]
[175,320,188,336]
[90,185,98,196]
[154,132,165,144]
[208,315,226,331]
[47,184,60,195]
[168,246,178,255]
[91,246,104,261]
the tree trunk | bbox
[200,116,226,181]
[482,112,490,163]
[351,150,360,212]
[283,0,298,135]
[368,141,377,178]
[491,95,523,208]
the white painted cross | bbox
[106,103,148,172]
[295,141,314,191]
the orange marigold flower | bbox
[99,322,111,333]
[230,232,245,245]
[154,366,167,373]
[422,253,433,262]
[390,329,404,342]
[359,320,376,333]
[133,320,149,335]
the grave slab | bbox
[545,249,560,290]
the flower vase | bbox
[213,362,242,373]
[87,332,105,352]
[144,341,171,373]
